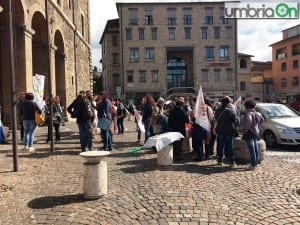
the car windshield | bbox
[258,105,299,118]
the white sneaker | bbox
[24,146,29,150]
[28,147,35,152]
[230,162,237,168]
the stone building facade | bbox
[101,1,237,102]
[0,0,91,125]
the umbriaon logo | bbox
[225,2,299,19]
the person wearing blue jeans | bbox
[21,92,41,152]
[241,99,264,170]
[217,133,235,164]
[23,120,37,150]
[245,139,259,167]
[77,120,92,151]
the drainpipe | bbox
[8,0,19,171]
[119,5,125,99]
[72,0,78,96]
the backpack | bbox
[82,100,95,121]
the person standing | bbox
[168,98,189,161]
[96,92,112,151]
[142,93,155,143]
[46,96,63,143]
[241,99,264,170]
[21,92,41,152]
[17,91,25,142]
[116,98,125,134]
[67,91,93,152]
[214,96,237,167]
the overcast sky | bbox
[90,0,300,68]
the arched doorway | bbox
[31,11,49,95]
[54,30,66,108]
[167,58,187,89]
[0,0,25,124]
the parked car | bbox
[255,103,300,147]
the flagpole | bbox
[45,0,54,152]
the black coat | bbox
[168,105,189,136]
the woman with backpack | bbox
[241,99,264,170]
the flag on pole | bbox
[233,96,242,124]
[33,74,45,109]
[194,86,211,132]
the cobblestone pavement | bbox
[0,119,299,225]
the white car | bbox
[255,103,300,147]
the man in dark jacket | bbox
[214,96,237,167]
[168,98,189,161]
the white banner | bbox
[194,86,211,132]
[234,96,242,124]
[33,74,45,110]
[134,108,145,133]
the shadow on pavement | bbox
[27,194,88,209]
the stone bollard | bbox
[79,151,110,199]
[233,136,266,162]
[157,144,173,166]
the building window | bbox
[214,69,221,81]
[214,27,220,39]
[205,47,214,60]
[138,28,145,40]
[145,47,154,61]
[202,70,208,82]
[219,8,225,23]
[167,58,187,88]
[292,76,299,85]
[281,62,287,71]
[226,69,233,81]
[219,7,228,24]
[276,47,287,60]
[139,70,146,83]
[151,27,157,40]
[240,81,246,91]
[81,14,84,37]
[168,27,176,40]
[183,8,192,25]
[144,9,153,25]
[129,48,139,61]
[220,46,229,59]
[225,26,232,38]
[126,28,132,40]
[205,8,213,24]
[184,27,191,39]
[127,71,134,83]
[240,59,247,68]
[293,60,299,69]
[112,35,118,46]
[129,8,138,25]
[68,0,72,9]
[152,70,158,82]
[112,53,119,65]
[167,8,176,25]
[292,43,300,56]
[281,78,287,87]
[202,27,208,39]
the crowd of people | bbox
[16,90,266,170]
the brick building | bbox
[100,1,237,102]
[270,24,300,104]
[0,0,91,125]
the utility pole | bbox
[8,0,19,171]
[45,0,54,152]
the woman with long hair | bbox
[142,93,155,143]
